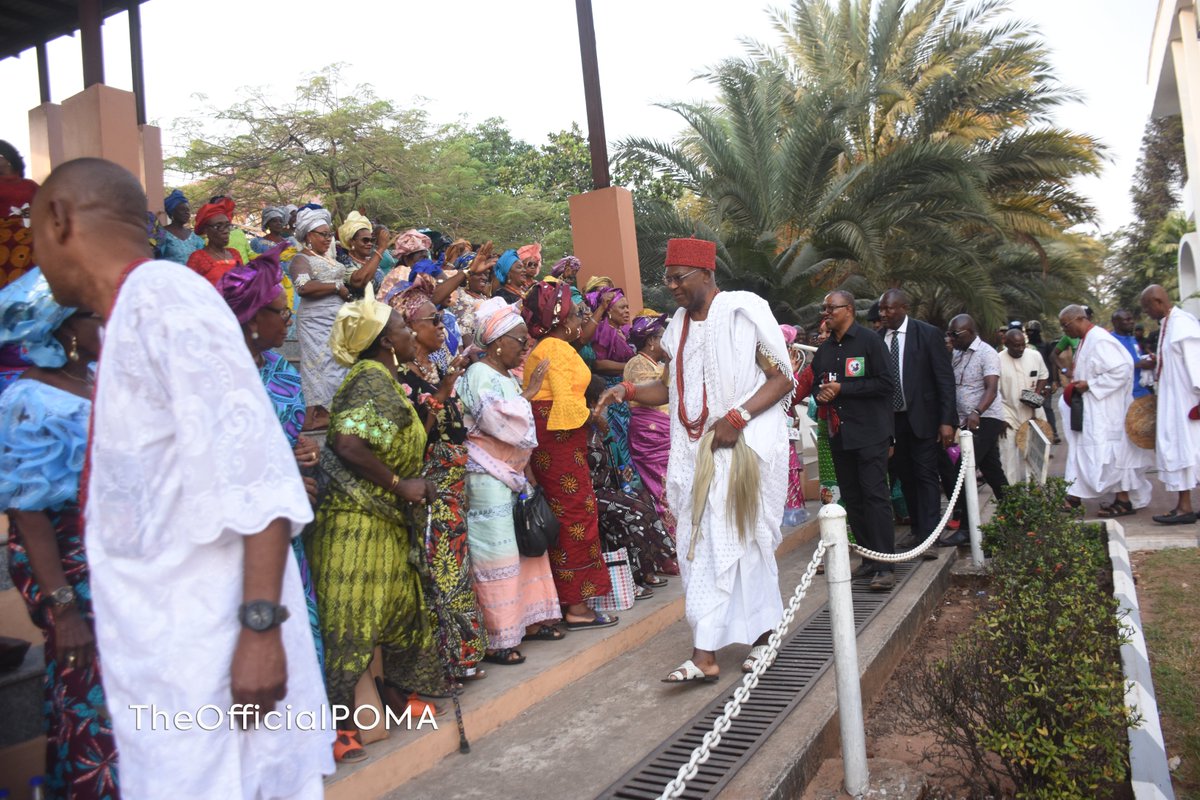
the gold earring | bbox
[390,347,399,369]
[68,335,80,362]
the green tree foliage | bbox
[1108,115,1189,311]
[620,0,1105,329]
[167,68,593,258]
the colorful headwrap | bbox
[194,197,235,233]
[517,243,542,264]
[390,274,436,321]
[283,204,299,222]
[163,189,189,216]
[779,324,798,345]
[629,314,668,351]
[442,239,473,269]
[521,281,573,339]
[262,206,288,228]
[409,258,442,278]
[330,296,394,367]
[294,207,332,243]
[391,229,433,258]
[0,267,76,368]
[217,242,286,325]
[664,237,717,270]
[585,285,624,313]
[338,211,373,250]
[495,249,521,284]
[455,252,477,271]
[474,297,524,346]
[551,255,580,278]
[584,275,613,293]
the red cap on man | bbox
[665,238,716,270]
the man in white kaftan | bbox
[1057,305,1152,511]
[31,159,333,799]
[997,329,1048,483]
[598,238,795,682]
[1141,285,1200,523]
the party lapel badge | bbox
[844,357,866,377]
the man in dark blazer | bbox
[877,289,958,549]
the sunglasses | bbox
[662,268,703,287]
[819,303,850,314]
[413,314,444,326]
[356,237,375,245]
[945,329,968,339]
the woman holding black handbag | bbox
[459,298,564,666]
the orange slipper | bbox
[405,693,437,719]
[333,729,367,763]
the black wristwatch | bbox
[238,601,290,632]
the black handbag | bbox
[513,485,561,558]
[1069,389,1084,432]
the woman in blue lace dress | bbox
[154,189,204,265]
[0,268,119,799]
[217,245,324,667]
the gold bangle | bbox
[389,474,400,492]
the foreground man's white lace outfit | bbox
[86,261,334,799]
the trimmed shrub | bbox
[899,479,1136,798]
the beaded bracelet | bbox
[620,380,637,401]
[725,409,748,430]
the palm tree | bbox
[621,0,1103,328]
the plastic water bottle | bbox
[621,481,634,496]
[29,776,45,800]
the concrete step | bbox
[324,512,824,800]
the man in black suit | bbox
[877,289,958,550]
[812,290,898,590]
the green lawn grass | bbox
[1135,548,1200,799]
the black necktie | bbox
[890,331,903,410]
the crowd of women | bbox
[0,193,739,790]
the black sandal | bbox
[1098,499,1135,518]
[483,648,526,665]
[523,624,565,642]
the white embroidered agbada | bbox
[1153,307,1200,491]
[1058,325,1152,506]
[86,261,334,799]
[998,348,1048,483]
[661,291,790,651]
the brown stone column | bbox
[568,187,643,314]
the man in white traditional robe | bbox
[998,328,1048,483]
[32,158,333,798]
[1140,284,1200,524]
[596,238,794,683]
[1057,305,1152,514]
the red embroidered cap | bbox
[665,238,717,270]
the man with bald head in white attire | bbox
[31,157,332,798]
[1140,284,1200,524]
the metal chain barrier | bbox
[656,540,828,800]
[847,451,968,563]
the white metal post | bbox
[819,504,869,796]
[959,429,985,566]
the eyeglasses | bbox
[819,303,850,314]
[269,307,293,322]
[662,268,703,287]
[207,222,232,233]
[310,229,334,239]
[503,333,529,347]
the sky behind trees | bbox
[0,0,1155,231]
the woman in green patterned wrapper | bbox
[306,296,437,764]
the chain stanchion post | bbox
[959,429,985,566]
[819,503,869,796]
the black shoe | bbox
[938,531,969,547]
[1152,509,1198,525]
[851,562,876,578]
[869,572,896,591]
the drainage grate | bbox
[599,560,922,800]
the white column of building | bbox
[1172,7,1200,307]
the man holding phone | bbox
[810,291,898,590]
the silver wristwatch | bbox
[734,406,751,424]
[48,585,77,608]
[238,601,290,632]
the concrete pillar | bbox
[59,84,142,182]
[27,103,65,184]
[140,124,165,215]
[567,186,643,313]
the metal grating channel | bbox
[599,560,922,800]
